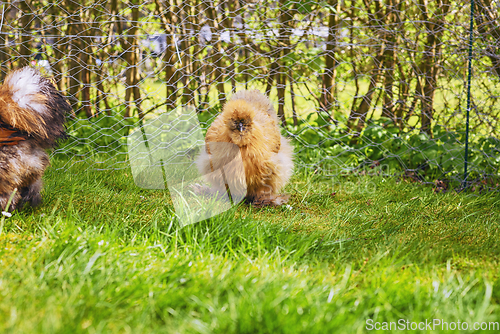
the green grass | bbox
[1,157,499,333]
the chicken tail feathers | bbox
[0,67,72,147]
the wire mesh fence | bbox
[1,0,499,191]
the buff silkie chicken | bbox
[0,67,71,212]
[195,89,294,207]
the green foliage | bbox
[58,112,138,156]
[291,118,500,185]
[284,47,324,81]
[196,105,222,130]
[55,101,500,188]
[283,0,316,14]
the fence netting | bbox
[1,0,499,190]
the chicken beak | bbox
[237,122,244,132]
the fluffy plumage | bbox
[196,89,294,207]
[0,67,71,211]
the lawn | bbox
[0,157,499,333]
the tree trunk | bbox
[290,79,298,126]
[64,0,82,112]
[123,1,142,118]
[321,1,339,114]
[381,0,400,122]
[276,71,287,127]
[179,0,197,106]
[91,3,110,115]
[204,1,226,106]
[80,7,93,118]
[265,61,278,97]
[19,1,33,67]
[276,0,293,127]
[394,62,411,129]
[0,2,10,81]
[49,4,65,91]
[154,0,179,110]
[81,50,93,118]
[348,51,384,132]
[220,1,237,94]
[418,0,450,135]
[474,0,500,79]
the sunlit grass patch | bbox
[0,159,498,333]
